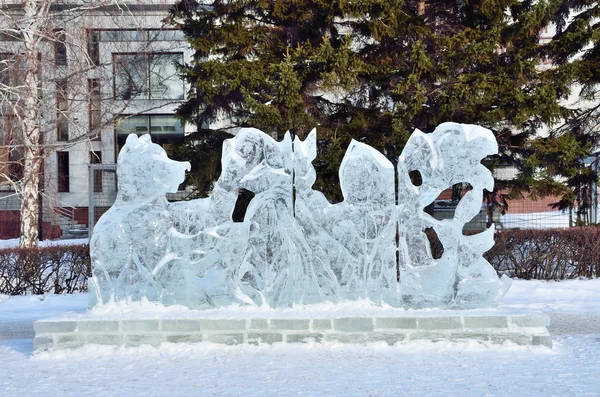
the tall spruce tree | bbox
[537,0,600,217]
[169,0,599,212]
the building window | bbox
[95,29,185,42]
[114,53,146,100]
[102,30,147,42]
[115,115,184,145]
[0,115,15,185]
[150,54,184,99]
[0,53,23,101]
[113,53,184,100]
[90,151,102,192]
[0,115,23,183]
[54,29,67,66]
[56,80,68,141]
[57,151,69,192]
[88,79,101,139]
[0,53,10,87]
[87,30,100,66]
[148,29,186,41]
[0,117,10,146]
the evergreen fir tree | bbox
[169,0,600,212]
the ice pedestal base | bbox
[33,312,552,350]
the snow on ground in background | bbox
[0,294,88,340]
[1,280,599,396]
[500,210,570,229]
[0,293,88,322]
[0,238,88,249]
[502,278,600,314]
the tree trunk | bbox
[19,151,41,248]
[19,0,42,249]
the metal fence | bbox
[498,207,575,230]
[88,164,118,238]
[431,198,596,231]
[495,192,597,230]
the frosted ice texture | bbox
[89,134,194,307]
[294,131,399,306]
[397,123,511,308]
[90,123,510,309]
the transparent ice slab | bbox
[90,123,510,310]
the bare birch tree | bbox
[0,0,185,248]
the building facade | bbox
[0,1,193,239]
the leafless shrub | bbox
[486,228,600,279]
[0,244,90,294]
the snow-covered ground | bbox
[500,210,571,229]
[1,279,599,396]
[0,238,88,250]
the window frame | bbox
[56,79,69,141]
[54,29,67,66]
[88,79,101,140]
[112,52,184,100]
[57,151,70,193]
[87,30,100,66]
[115,114,184,144]
[91,28,186,43]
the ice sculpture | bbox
[397,123,511,308]
[89,134,194,306]
[228,128,317,307]
[90,123,510,310]
[294,132,399,306]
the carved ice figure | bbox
[168,129,272,307]
[89,134,200,307]
[167,128,298,308]
[231,128,330,307]
[293,130,348,303]
[397,123,511,308]
[90,123,510,310]
[294,133,398,305]
[218,128,293,306]
[333,140,399,305]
